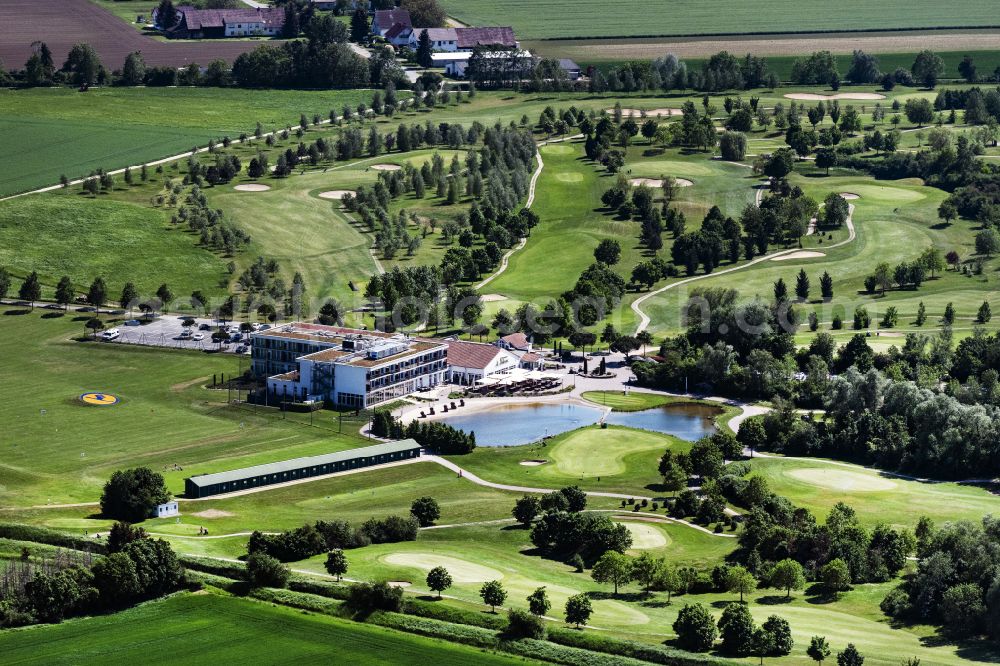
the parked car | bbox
[124,319,141,326]
[100,328,121,341]
[235,345,248,354]
[199,323,211,331]
[192,333,205,341]
[231,332,243,342]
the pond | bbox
[438,401,719,447]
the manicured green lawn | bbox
[441,0,996,40]
[0,309,371,506]
[0,592,532,665]
[747,456,1000,529]
[445,425,688,495]
[640,169,998,339]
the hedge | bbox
[368,612,653,666]
[548,628,738,666]
[250,587,346,615]
[0,523,107,554]
[178,555,246,579]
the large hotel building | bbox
[250,323,448,409]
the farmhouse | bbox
[436,49,533,78]
[184,440,422,498]
[559,58,582,80]
[251,323,448,408]
[156,6,285,38]
[455,27,517,49]
[408,27,459,52]
[446,339,520,385]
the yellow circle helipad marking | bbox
[80,392,119,406]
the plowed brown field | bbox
[0,0,276,69]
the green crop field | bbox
[0,592,532,665]
[0,87,371,197]
[0,195,229,298]
[441,0,997,40]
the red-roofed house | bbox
[159,6,285,38]
[518,351,544,370]
[454,26,517,49]
[497,332,530,351]
[445,340,519,385]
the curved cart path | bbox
[475,134,583,290]
[632,204,855,333]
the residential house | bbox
[559,58,582,80]
[408,27,459,51]
[455,26,517,49]
[158,6,286,38]
[372,8,411,35]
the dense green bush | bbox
[504,608,546,640]
[346,581,404,616]
[245,552,290,589]
[548,628,736,665]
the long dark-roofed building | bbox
[184,439,421,498]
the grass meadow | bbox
[0,592,532,665]
[0,308,376,506]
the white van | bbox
[100,328,121,341]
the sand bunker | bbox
[787,468,897,492]
[772,251,826,261]
[318,190,354,200]
[623,522,669,549]
[839,192,861,200]
[383,553,502,583]
[190,509,234,519]
[372,164,402,171]
[233,184,271,192]
[784,92,886,101]
[609,108,683,118]
[479,294,508,303]
[520,459,548,466]
[629,178,693,188]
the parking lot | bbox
[98,314,259,355]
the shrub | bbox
[505,607,547,640]
[245,552,290,589]
[346,581,404,616]
[360,515,419,544]
[673,603,718,652]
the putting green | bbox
[554,172,584,182]
[541,143,573,155]
[382,553,503,583]
[622,522,670,549]
[786,467,898,492]
[550,427,673,477]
